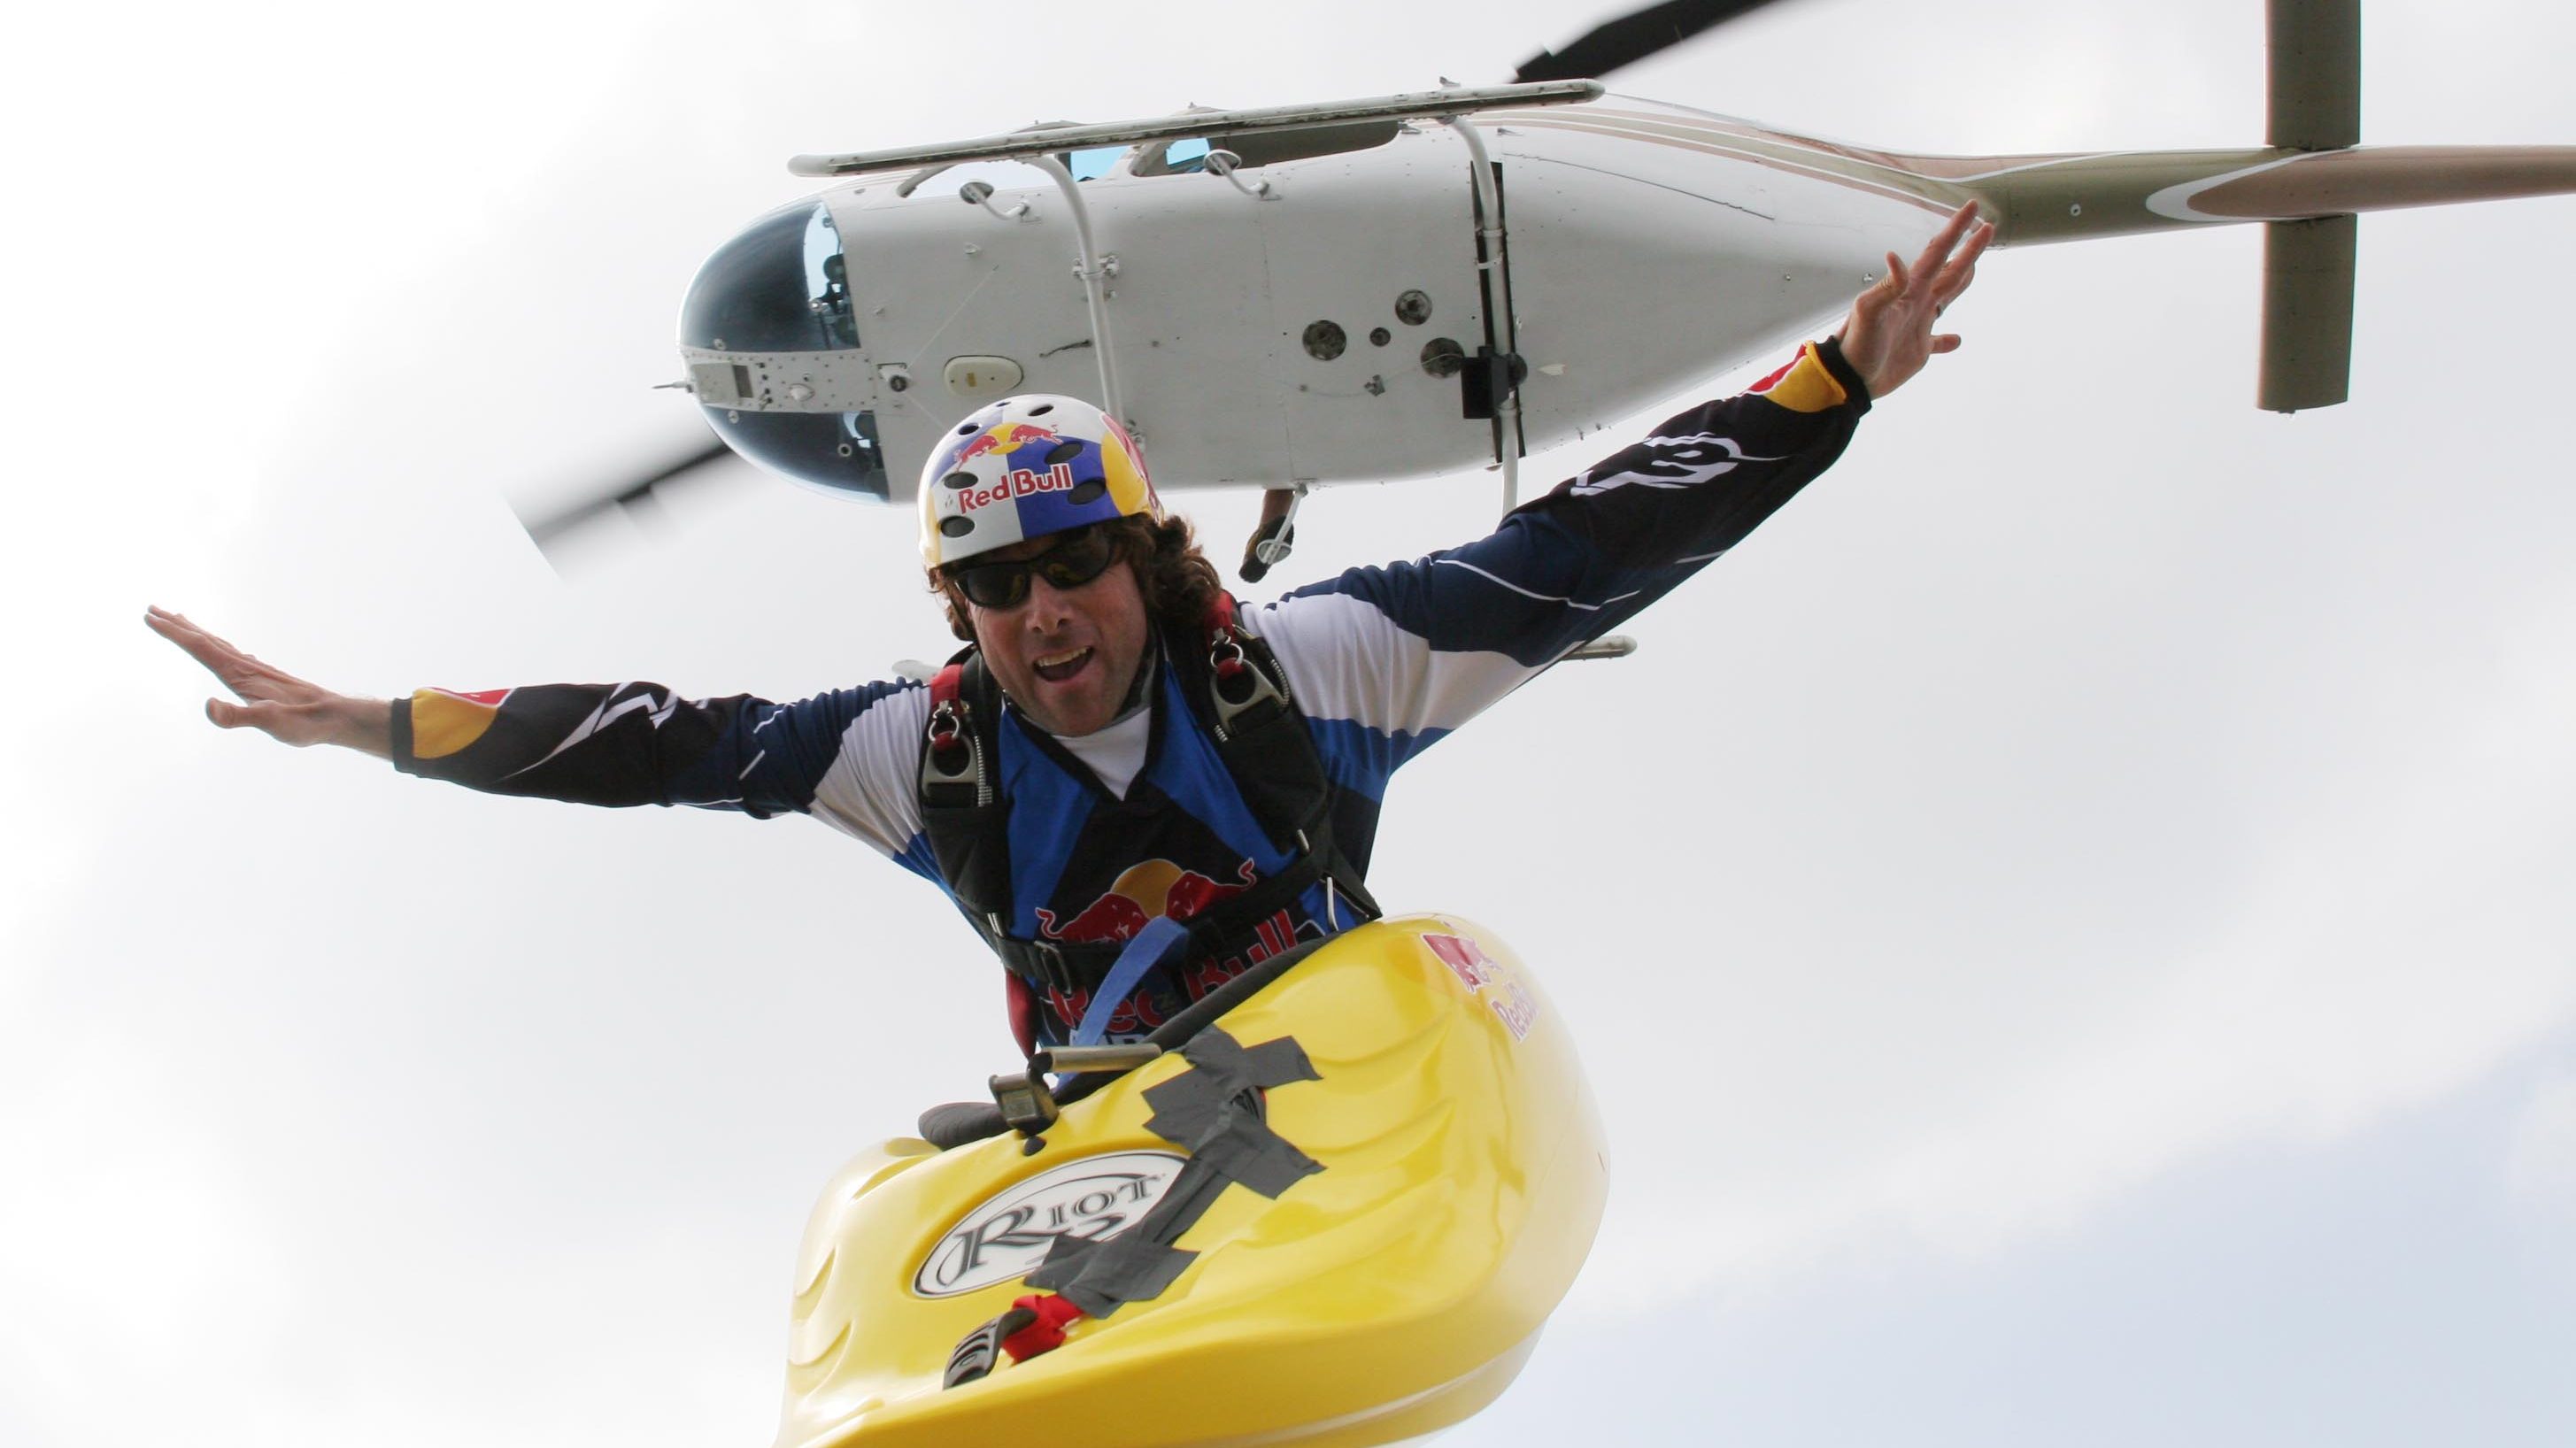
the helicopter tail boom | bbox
[1493,0,2552,411]
[1936,143,2576,411]
[1932,144,2576,248]
[1501,102,2572,412]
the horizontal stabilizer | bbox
[1937,145,2576,247]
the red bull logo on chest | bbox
[1036,859,1254,944]
[1032,859,1307,1038]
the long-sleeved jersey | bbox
[394,342,1870,1042]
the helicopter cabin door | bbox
[1224,122,1520,490]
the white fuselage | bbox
[804,98,1947,502]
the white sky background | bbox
[5,1,2573,1444]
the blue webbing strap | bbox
[1071,914,1190,1046]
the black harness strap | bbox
[918,596,1379,1003]
[919,650,1015,944]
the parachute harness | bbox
[918,592,1379,1048]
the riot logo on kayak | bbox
[914,1151,1189,1298]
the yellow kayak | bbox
[771,913,1608,1448]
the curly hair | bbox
[930,513,1224,644]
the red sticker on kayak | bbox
[1422,932,1496,991]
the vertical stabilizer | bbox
[2269,0,2360,150]
[2259,215,2356,412]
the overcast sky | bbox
[5,2,2572,1445]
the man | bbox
[150,205,1992,1051]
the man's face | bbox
[960,533,1152,737]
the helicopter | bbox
[521,0,2575,580]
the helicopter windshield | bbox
[679,198,886,501]
[680,200,860,353]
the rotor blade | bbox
[1512,0,1783,82]
[515,435,737,556]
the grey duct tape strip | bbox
[1017,1028,1321,1319]
[1142,1032,1323,1198]
[1027,1216,1202,1316]
[1024,1161,1227,1313]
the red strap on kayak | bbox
[999,1292,1085,1362]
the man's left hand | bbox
[1835,201,1995,400]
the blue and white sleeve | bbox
[394,674,938,873]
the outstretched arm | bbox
[146,606,392,758]
[150,603,934,866]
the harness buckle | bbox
[924,699,971,770]
[1029,939,1077,1000]
[922,696,994,808]
[1207,626,1285,737]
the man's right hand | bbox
[145,606,393,759]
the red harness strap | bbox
[929,660,966,710]
[1003,975,1040,1059]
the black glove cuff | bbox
[1815,335,1874,414]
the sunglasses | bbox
[948,525,1120,610]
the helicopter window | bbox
[699,406,890,503]
[805,207,860,350]
[1132,137,1213,176]
[679,200,860,354]
[1127,122,1396,177]
[1065,145,1126,181]
[842,411,886,478]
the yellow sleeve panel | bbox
[406,687,508,760]
[1747,342,1851,414]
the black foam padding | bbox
[918,1100,1009,1151]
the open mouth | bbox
[1032,646,1093,684]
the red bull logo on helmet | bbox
[953,459,1080,513]
[947,421,1086,512]
[955,421,1060,464]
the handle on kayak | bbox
[991,1042,1168,1145]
